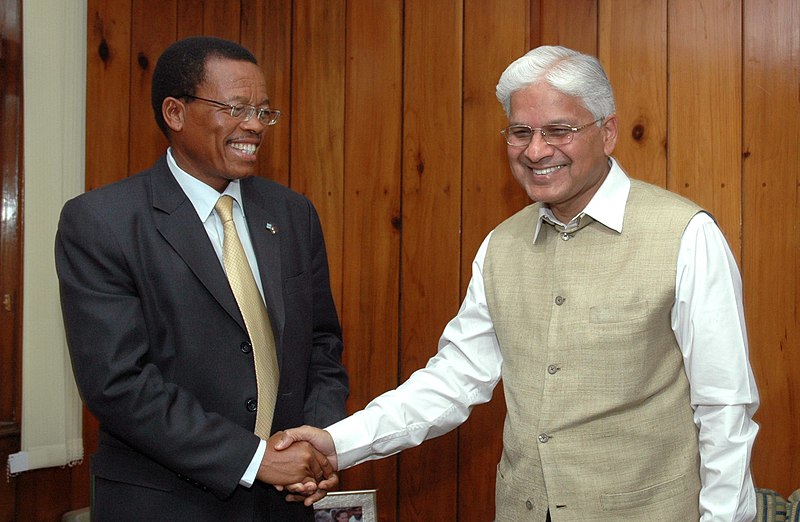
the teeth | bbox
[533,165,564,175]
[231,143,257,155]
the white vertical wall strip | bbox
[7,0,86,474]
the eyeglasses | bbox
[500,118,603,147]
[181,94,281,126]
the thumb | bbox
[273,430,294,450]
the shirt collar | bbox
[533,157,630,242]
[166,147,244,222]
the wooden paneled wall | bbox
[0,1,24,521]
[2,0,797,520]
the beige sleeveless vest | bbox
[484,180,703,521]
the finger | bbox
[284,488,329,505]
[302,488,331,506]
[284,492,309,503]
[317,472,339,492]
[315,451,333,477]
[296,476,317,492]
[285,482,308,493]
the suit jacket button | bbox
[246,398,258,412]
[240,341,252,354]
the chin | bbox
[227,168,257,180]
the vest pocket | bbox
[599,471,693,510]
[589,299,649,324]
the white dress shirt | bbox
[327,158,760,521]
[167,149,267,487]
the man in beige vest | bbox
[277,46,759,521]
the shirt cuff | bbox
[240,438,267,487]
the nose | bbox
[522,131,554,162]
[240,109,266,133]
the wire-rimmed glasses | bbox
[500,118,603,147]
[181,94,281,126]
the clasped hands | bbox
[259,427,338,506]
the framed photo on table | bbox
[313,489,377,522]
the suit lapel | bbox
[241,179,285,351]
[149,158,245,331]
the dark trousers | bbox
[546,511,552,522]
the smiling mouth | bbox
[230,142,258,156]
[533,165,565,176]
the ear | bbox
[601,113,618,156]
[163,97,186,133]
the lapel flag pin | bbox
[266,223,277,234]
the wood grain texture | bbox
[338,1,403,520]
[200,0,240,41]
[177,0,203,38]
[86,0,132,189]
[0,2,22,519]
[0,0,22,423]
[598,0,668,187]
[129,0,174,174]
[667,0,742,258]
[290,0,346,310]
[398,0,462,520]
[460,1,530,520]
[242,0,292,186]
[0,427,20,522]
[742,0,800,498]
[15,467,71,522]
[538,0,597,53]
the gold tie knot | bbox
[215,195,235,224]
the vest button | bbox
[246,399,258,412]
[560,231,572,241]
[525,499,534,510]
[537,433,550,443]
[554,295,565,305]
[240,341,252,353]
[547,364,559,375]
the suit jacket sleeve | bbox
[56,186,260,499]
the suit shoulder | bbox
[244,176,314,207]
[61,164,158,220]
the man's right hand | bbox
[273,426,339,504]
[276,425,338,471]
[256,431,334,490]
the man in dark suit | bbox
[55,36,348,521]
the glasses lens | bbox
[541,125,573,145]
[504,126,533,146]
[258,109,280,125]
[229,105,247,118]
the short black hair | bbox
[151,36,258,136]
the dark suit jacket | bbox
[55,156,349,521]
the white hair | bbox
[496,45,615,121]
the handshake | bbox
[259,426,338,506]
